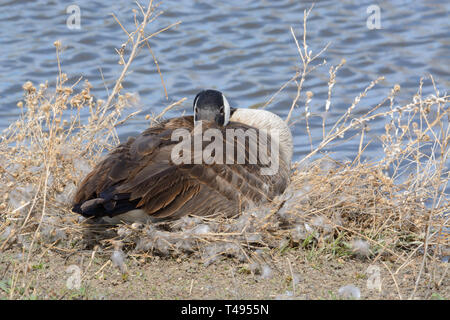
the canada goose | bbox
[72,89,293,224]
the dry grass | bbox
[0,3,448,299]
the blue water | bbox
[0,0,449,162]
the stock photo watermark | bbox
[170,123,280,176]
[65,265,81,290]
[366,265,382,291]
[366,5,381,29]
[66,4,81,30]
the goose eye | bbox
[219,106,224,113]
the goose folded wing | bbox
[72,118,289,219]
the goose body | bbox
[72,90,293,224]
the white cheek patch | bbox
[222,94,231,126]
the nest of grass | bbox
[1,72,446,270]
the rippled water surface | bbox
[0,0,449,161]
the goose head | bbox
[193,89,233,126]
[193,89,293,165]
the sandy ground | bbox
[0,244,448,300]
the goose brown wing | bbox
[72,116,193,217]
[72,117,289,220]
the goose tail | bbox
[72,198,106,217]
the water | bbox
[0,0,449,162]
